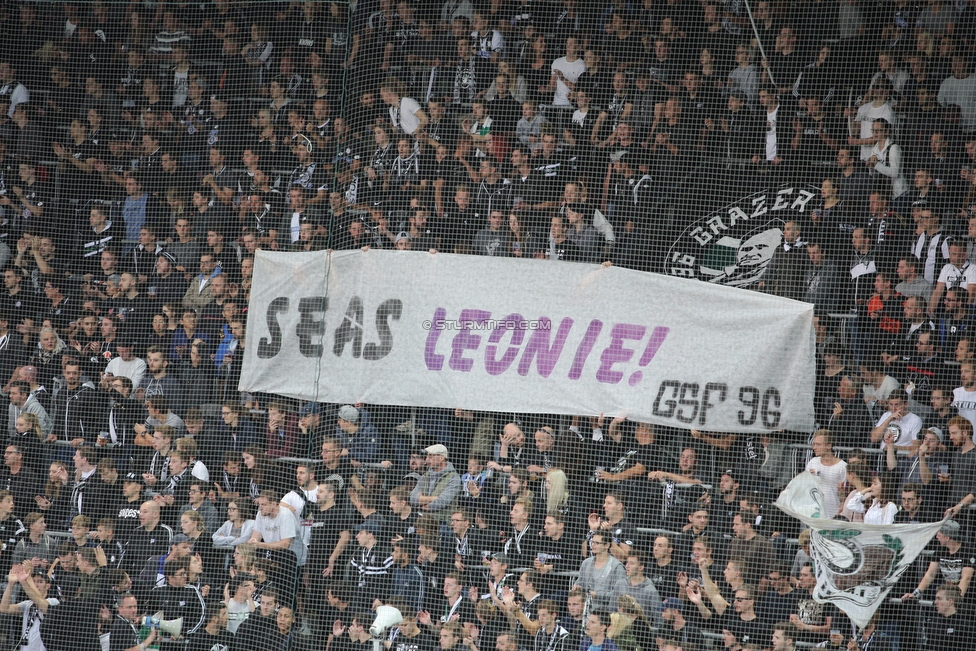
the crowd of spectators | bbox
[3,1,976,651]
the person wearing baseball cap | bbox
[390,538,424,612]
[409,444,461,522]
[297,402,328,443]
[113,471,146,540]
[659,596,698,644]
[485,552,513,599]
[902,518,969,602]
[336,405,382,466]
[151,250,189,303]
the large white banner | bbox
[241,250,817,433]
[776,473,943,628]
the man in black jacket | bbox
[235,589,279,649]
[922,584,972,651]
[109,593,159,651]
[50,361,103,450]
[124,501,174,574]
[350,519,393,611]
[1,442,37,519]
[187,603,234,651]
[827,374,875,448]
[147,558,205,637]
[70,446,107,521]
[106,376,146,468]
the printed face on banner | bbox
[810,528,905,602]
[667,185,818,286]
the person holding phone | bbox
[843,471,899,524]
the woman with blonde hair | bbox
[230,542,256,580]
[917,30,936,58]
[608,594,656,651]
[545,468,571,517]
[30,328,66,388]
[182,509,217,569]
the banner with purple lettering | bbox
[241,250,817,433]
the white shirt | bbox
[254,507,306,565]
[104,356,147,388]
[937,261,976,290]
[952,386,976,439]
[844,491,898,524]
[805,457,848,518]
[855,101,894,159]
[938,73,976,132]
[290,211,302,242]
[226,598,251,633]
[550,56,587,107]
[874,410,923,448]
[172,69,189,107]
[16,597,58,651]
[391,97,423,135]
[764,105,779,161]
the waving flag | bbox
[776,472,943,628]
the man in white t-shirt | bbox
[871,388,924,449]
[849,79,894,160]
[929,238,976,315]
[250,489,307,567]
[549,37,587,108]
[938,56,976,133]
[103,338,147,388]
[805,430,847,518]
[380,80,428,137]
[952,361,976,438]
[860,357,900,414]
[280,463,318,553]
[0,564,59,651]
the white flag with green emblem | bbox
[776,473,944,628]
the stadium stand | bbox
[0,1,975,651]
